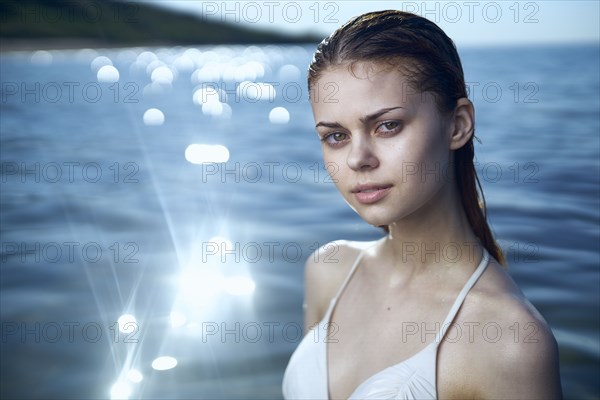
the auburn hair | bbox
[307,10,506,266]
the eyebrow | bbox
[315,106,405,130]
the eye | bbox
[320,132,349,147]
[376,121,402,135]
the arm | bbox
[303,240,352,334]
[303,251,325,334]
[475,315,563,399]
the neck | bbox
[381,183,482,274]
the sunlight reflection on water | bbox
[117,314,137,334]
[91,55,113,72]
[16,43,295,399]
[143,108,165,126]
[97,65,120,83]
[184,144,230,164]
[151,356,178,371]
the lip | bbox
[351,184,393,204]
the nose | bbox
[346,136,379,171]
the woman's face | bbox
[310,61,456,228]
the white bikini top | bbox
[282,241,490,399]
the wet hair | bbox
[307,10,506,266]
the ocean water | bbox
[0,43,598,399]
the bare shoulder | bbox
[302,239,377,332]
[447,258,563,399]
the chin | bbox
[353,206,398,228]
[352,198,422,228]
[344,194,411,227]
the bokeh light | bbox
[151,356,178,371]
[184,144,230,164]
[143,108,165,126]
[269,107,290,124]
[97,65,120,83]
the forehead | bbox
[310,61,434,116]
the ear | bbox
[449,97,474,150]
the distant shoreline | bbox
[0,38,318,53]
[2,38,594,54]
[1,39,126,52]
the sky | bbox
[136,0,600,46]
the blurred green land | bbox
[0,0,322,50]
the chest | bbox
[326,283,469,399]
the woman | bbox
[282,10,562,400]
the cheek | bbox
[379,131,449,185]
[322,150,350,187]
